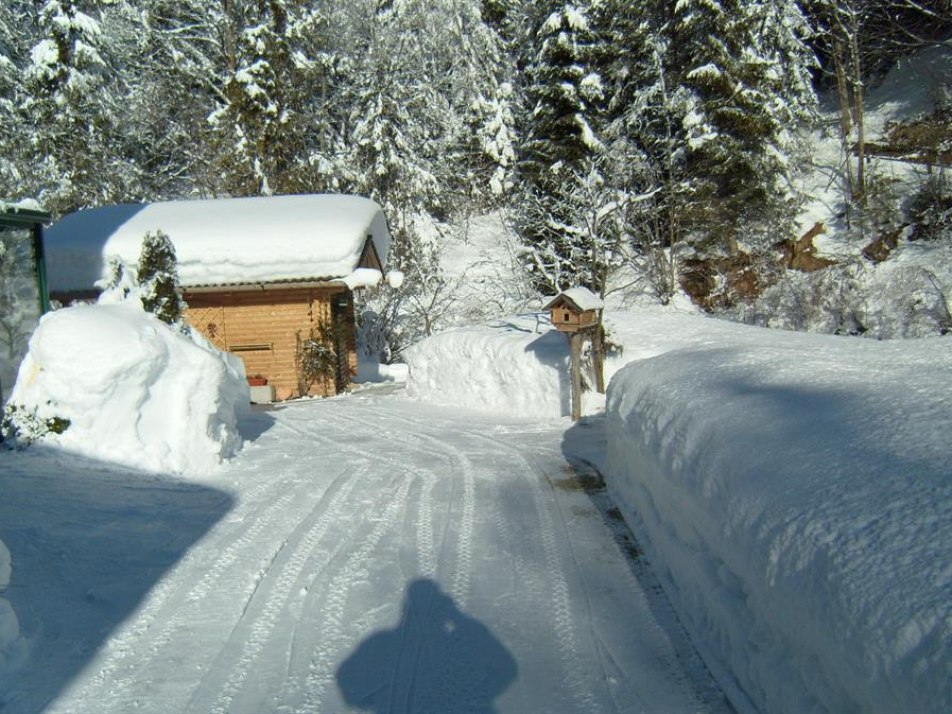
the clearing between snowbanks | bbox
[605,320,952,714]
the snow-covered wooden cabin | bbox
[46,194,393,401]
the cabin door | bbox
[330,292,351,393]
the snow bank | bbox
[8,302,248,475]
[404,308,721,419]
[405,315,591,419]
[0,539,20,674]
[604,319,952,714]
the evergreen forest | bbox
[2,1,951,348]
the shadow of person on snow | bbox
[336,578,517,713]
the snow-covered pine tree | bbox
[514,2,624,297]
[597,1,694,303]
[112,0,226,200]
[137,230,187,327]
[19,0,130,215]
[670,0,817,250]
[208,0,329,196]
[0,2,29,198]
[435,0,520,209]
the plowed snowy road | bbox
[4,390,730,713]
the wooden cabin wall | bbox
[185,287,355,400]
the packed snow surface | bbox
[44,194,391,291]
[8,301,248,475]
[0,539,19,675]
[0,394,729,713]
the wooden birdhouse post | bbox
[544,287,605,421]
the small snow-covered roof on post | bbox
[45,194,391,292]
[544,286,604,312]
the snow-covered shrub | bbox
[137,230,187,328]
[736,249,952,338]
[905,170,952,242]
[0,401,70,446]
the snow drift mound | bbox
[605,326,952,714]
[405,316,601,419]
[8,302,248,475]
[0,539,21,675]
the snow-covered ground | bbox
[0,393,729,714]
[405,308,952,714]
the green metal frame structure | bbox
[0,204,52,314]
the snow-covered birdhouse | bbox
[544,287,604,333]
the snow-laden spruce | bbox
[8,301,248,475]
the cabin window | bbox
[564,311,571,322]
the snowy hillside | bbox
[736,46,952,338]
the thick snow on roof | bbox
[45,194,391,291]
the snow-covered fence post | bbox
[544,287,605,421]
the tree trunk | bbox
[849,28,866,208]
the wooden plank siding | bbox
[185,287,356,401]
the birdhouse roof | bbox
[544,287,604,312]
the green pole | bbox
[34,223,51,314]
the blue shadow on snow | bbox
[336,579,517,713]
[0,447,234,712]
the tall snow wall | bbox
[604,332,952,714]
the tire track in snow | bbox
[48,412,364,713]
[453,425,605,714]
[47,470,306,714]
[196,472,361,714]
[313,406,465,586]
[404,429,477,608]
[283,477,413,711]
[65,488,302,713]
[347,405,597,707]
[280,406,444,582]
[416,467,437,579]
